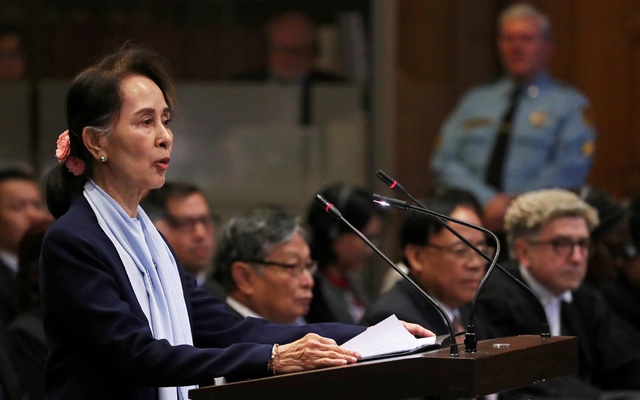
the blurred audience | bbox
[599,197,640,332]
[0,168,49,325]
[580,186,631,287]
[7,219,52,400]
[211,208,314,324]
[141,181,219,293]
[0,23,26,80]
[234,11,344,84]
[477,189,640,399]
[305,183,383,324]
[0,320,20,400]
[232,10,346,126]
[431,3,596,235]
[361,189,490,342]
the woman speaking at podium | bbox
[39,46,433,400]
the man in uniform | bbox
[431,3,596,233]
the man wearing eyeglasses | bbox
[477,188,640,399]
[361,189,491,341]
[141,181,218,291]
[211,208,316,325]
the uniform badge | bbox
[463,117,492,131]
[581,140,595,157]
[529,110,548,127]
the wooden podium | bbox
[189,335,578,400]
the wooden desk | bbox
[190,335,578,400]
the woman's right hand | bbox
[272,333,360,374]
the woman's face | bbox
[96,74,172,196]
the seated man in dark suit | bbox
[0,168,50,326]
[361,189,491,340]
[211,208,315,324]
[477,189,640,399]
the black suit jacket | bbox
[0,321,21,400]
[8,309,46,400]
[0,259,15,326]
[360,277,487,341]
[476,260,640,397]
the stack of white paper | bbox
[340,314,438,360]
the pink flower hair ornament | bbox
[55,130,85,176]
[55,130,71,162]
[65,156,86,176]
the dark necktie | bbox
[485,86,522,190]
[452,312,465,344]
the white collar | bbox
[519,264,573,305]
[0,249,17,275]
[225,296,307,325]
[226,296,264,320]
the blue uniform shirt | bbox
[431,72,596,205]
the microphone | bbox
[314,194,461,357]
[375,170,551,352]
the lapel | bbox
[560,298,594,373]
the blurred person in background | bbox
[0,168,49,326]
[305,183,383,324]
[8,219,53,400]
[579,186,631,288]
[234,10,344,84]
[0,23,26,80]
[599,196,640,333]
[141,181,220,296]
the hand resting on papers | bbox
[273,317,434,374]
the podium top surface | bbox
[189,335,578,400]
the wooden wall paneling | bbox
[395,0,455,199]
[394,0,498,199]
[572,0,636,196]
[618,1,640,196]
[572,1,624,195]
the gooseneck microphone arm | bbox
[372,193,500,352]
[375,170,551,352]
[314,195,460,357]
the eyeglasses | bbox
[425,242,495,261]
[164,213,216,233]
[245,259,318,277]
[527,237,590,257]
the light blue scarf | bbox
[83,180,195,399]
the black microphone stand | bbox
[375,170,551,353]
[314,195,461,357]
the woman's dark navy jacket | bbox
[40,194,364,400]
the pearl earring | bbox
[99,156,107,163]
